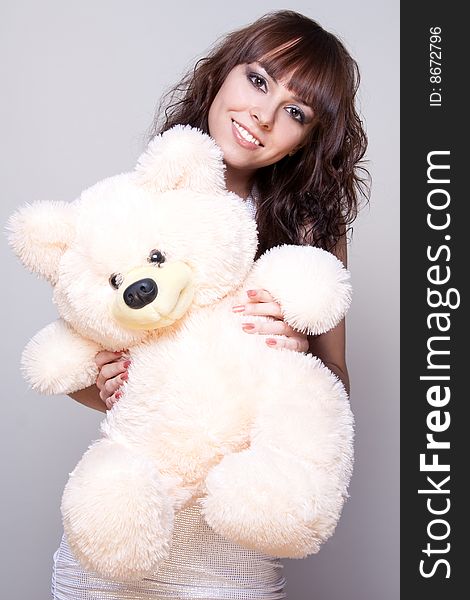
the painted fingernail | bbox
[121,372,129,382]
[266,338,277,346]
[242,323,255,331]
[247,290,257,298]
[123,360,131,368]
[115,391,123,400]
[232,305,245,313]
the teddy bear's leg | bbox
[202,360,354,559]
[61,438,175,581]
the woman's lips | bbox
[231,120,263,150]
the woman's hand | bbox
[95,350,130,410]
[233,289,309,353]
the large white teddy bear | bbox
[9,126,354,581]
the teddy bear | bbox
[8,125,354,581]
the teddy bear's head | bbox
[9,126,258,349]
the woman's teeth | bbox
[233,121,261,146]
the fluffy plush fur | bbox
[8,125,354,581]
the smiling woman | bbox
[55,9,369,600]
[207,63,316,196]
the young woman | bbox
[52,10,368,600]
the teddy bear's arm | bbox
[245,245,352,336]
[21,319,102,395]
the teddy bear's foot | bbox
[202,446,343,558]
[62,439,174,581]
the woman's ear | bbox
[7,200,76,285]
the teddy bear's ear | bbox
[135,125,226,194]
[7,200,76,285]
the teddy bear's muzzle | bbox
[111,262,194,330]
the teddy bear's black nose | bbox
[123,278,158,309]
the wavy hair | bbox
[148,10,369,257]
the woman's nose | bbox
[250,106,274,130]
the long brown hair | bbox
[148,10,369,256]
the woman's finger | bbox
[104,389,123,410]
[99,373,127,403]
[241,319,297,337]
[265,335,310,353]
[233,301,283,319]
[245,289,275,303]
[94,350,124,369]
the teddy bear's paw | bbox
[21,320,101,395]
[202,447,345,558]
[62,440,174,580]
[248,245,352,335]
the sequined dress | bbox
[51,194,287,599]
[52,503,286,600]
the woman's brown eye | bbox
[148,249,165,265]
[109,273,123,289]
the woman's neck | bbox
[224,165,255,199]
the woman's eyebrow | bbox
[258,62,312,109]
[291,94,311,108]
[258,61,277,82]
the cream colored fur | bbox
[8,126,354,581]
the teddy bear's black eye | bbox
[148,249,165,265]
[109,273,124,289]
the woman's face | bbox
[208,63,315,176]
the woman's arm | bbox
[309,230,350,394]
[308,319,350,395]
[69,385,107,413]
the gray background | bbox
[1,1,399,599]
